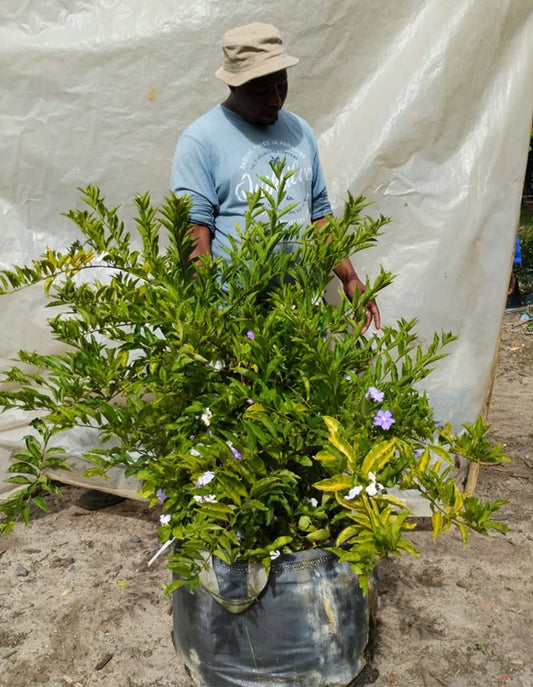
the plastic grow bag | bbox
[172,548,377,686]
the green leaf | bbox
[8,461,40,477]
[164,578,189,595]
[21,505,31,525]
[240,499,269,512]
[361,440,396,475]
[323,416,341,435]
[417,447,431,475]
[31,496,49,512]
[305,527,330,543]
[268,535,293,550]
[197,502,235,519]
[313,475,352,492]
[431,511,443,540]
[324,428,355,463]
[336,525,362,547]
[24,435,43,461]
[5,475,33,485]
[216,474,247,504]
[314,450,339,463]
[373,493,409,510]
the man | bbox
[171,22,380,331]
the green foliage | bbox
[517,204,533,295]
[0,161,509,591]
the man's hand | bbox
[315,216,380,333]
[341,273,381,333]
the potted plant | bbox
[0,163,508,686]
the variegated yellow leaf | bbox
[431,511,443,541]
[313,475,352,492]
[361,439,395,474]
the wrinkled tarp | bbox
[1,0,532,500]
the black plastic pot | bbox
[172,548,376,686]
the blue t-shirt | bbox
[170,105,332,260]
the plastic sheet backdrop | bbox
[1,1,532,499]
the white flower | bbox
[269,550,281,560]
[345,486,363,500]
[365,480,384,497]
[159,513,171,526]
[308,498,318,508]
[189,448,201,457]
[193,494,217,504]
[201,408,212,426]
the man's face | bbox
[231,70,288,126]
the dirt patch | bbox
[0,312,532,687]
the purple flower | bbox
[246,330,255,340]
[365,386,384,402]
[156,488,167,504]
[236,530,242,542]
[373,409,395,430]
[195,470,215,488]
[414,449,423,458]
[227,441,243,460]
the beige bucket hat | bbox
[215,23,299,87]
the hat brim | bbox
[215,55,299,87]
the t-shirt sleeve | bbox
[311,171,332,220]
[170,134,218,235]
[309,133,332,221]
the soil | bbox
[1,311,532,687]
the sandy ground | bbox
[0,311,532,687]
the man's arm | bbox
[188,224,212,262]
[315,217,381,332]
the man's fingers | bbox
[360,302,380,332]
[370,302,381,330]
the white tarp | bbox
[1,0,532,500]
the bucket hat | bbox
[215,23,299,87]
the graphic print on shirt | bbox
[236,139,313,234]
